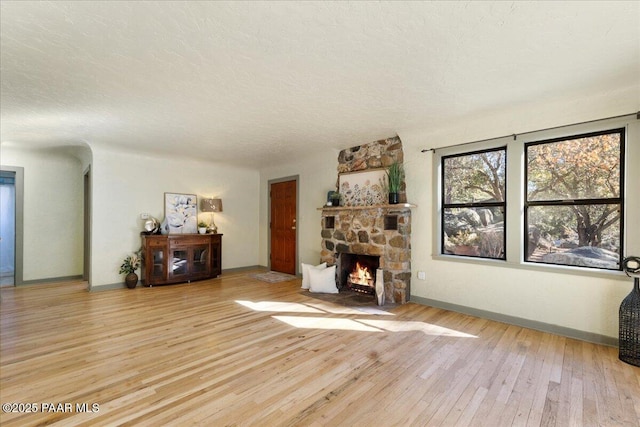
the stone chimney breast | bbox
[320,136,414,304]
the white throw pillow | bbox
[309,265,339,294]
[301,262,327,289]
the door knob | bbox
[292,226,296,230]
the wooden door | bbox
[270,180,297,274]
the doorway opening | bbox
[83,167,91,284]
[0,171,15,286]
[0,166,22,286]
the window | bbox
[442,148,506,259]
[435,117,633,274]
[525,129,624,270]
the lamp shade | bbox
[201,198,223,212]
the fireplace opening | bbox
[339,253,380,294]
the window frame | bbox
[523,128,625,271]
[440,146,507,261]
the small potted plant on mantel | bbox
[120,252,141,289]
[328,191,342,207]
[386,161,405,204]
[198,221,208,234]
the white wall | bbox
[259,150,339,271]
[398,84,640,339]
[1,145,84,281]
[90,145,260,289]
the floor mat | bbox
[249,271,298,283]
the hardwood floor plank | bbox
[1,273,639,427]
[453,386,489,427]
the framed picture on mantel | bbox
[338,169,386,207]
[164,192,197,234]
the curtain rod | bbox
[421,111,639,153]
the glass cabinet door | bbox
[151,248,165,280]
[171,249,189,276]
[211,240,220,275]
[191,245,209,275]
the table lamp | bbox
[200,198,223,233]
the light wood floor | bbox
[1,270,639,427]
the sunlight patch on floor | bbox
[236,299,395,316]
[235,300,323,313]
[303,301,394,316]
[273,315,384,332]
[237,299,474,337]
[272,315,477,337]
[356,319,478,338]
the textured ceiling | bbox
[1,1,638,168]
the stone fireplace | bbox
[320,136,413,304]
[320,205,412,304]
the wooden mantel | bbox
[317,203,417,211]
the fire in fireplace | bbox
[339,253,380,295]
[349,262,374,287]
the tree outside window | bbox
[442,148,506,259]
[525,129,624,270]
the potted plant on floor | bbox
[386,161,404,204]
[120,252,141,289]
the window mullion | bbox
[505,138,523,264]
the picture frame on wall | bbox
[338,169,386,207]
[164,192,198,234]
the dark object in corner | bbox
[619,256,640,367]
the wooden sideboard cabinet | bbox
[141,234,222,286]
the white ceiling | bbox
[1,1,638,168]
